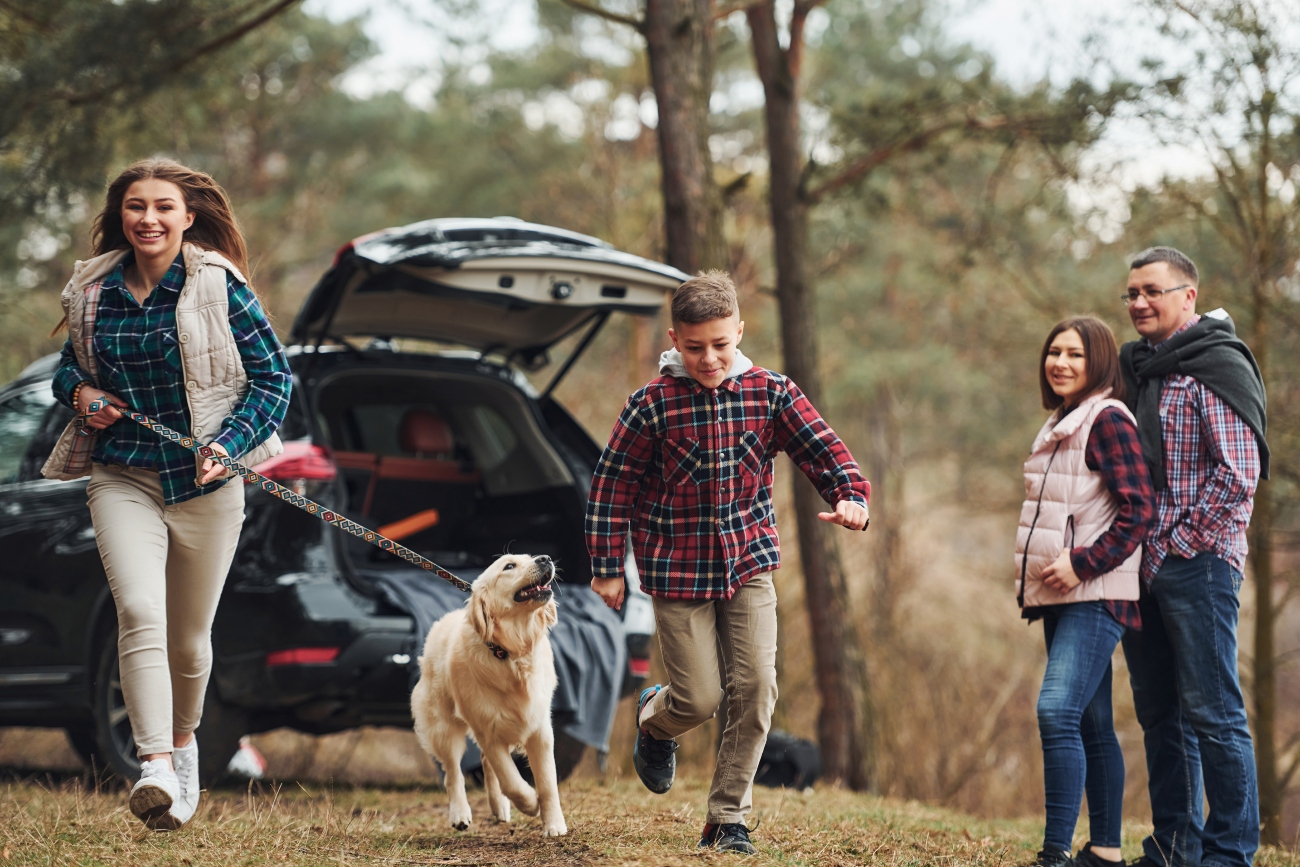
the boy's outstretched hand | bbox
[817,499,869,531]
[591,576,625,610]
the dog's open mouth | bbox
[514,574,554,603]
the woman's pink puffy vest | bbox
[1014,389,1141,607]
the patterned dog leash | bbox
[75,396,471,592]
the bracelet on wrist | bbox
[71,381,88,410]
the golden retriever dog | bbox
[411,553,567,837]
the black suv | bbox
[0,218,680,783]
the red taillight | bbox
[629,657,651,677]
[266,647,340,667]
[252,442,337,482]
[333,229,386,266]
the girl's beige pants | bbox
[87,464,244,757]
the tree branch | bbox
[711,0,764,21]
[1279,731,1300,790]
[793,0,831,15]
[560,0,644,31]
[0,0,51,32]
[804,116,1011,204]
[60,0,305,107]
[179,0,305,73]
[785,0,830,80]
[971,140,1020,247]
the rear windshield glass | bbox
[315,371,572,496]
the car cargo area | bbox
[314,369,590,583]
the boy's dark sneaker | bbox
[633,685,678,794]
[1073,844,1124,867]
[1027,849,1074,867]
[699,823,758,855]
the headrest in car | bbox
[399,409,454,456]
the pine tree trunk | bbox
[746,0,871,789]
[643,0,726,273]
[1248,277,1279,844]
[1253,485,1278,844]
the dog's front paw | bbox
[489,794,511,823]
[448,801,472,831]
[542,817,568,837]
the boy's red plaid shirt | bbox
[585,366,870,600]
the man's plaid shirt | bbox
[585,365,870,600]
[1142,315,1261,582]
[53,253,290,505]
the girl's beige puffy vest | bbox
[42,243,283,482]
[1014,389,1141,607]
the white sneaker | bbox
[129,759,181,830]
[226,736,267,780]
[169,739,201,825]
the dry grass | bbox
[2,772,1300,867]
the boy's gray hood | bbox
[658,347,754,381]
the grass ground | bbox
[3,773,1299,867]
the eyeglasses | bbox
[1122,284,1191,305]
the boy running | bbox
[586,271,870,855]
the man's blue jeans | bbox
[1122,552,1259,867]
[1039,601,1127,854]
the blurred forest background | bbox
[3,0,1300,845]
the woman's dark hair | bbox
[52,158,251,335]
[1038,315,1125,411]
[93,157,249,275]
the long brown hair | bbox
[52,158,250,335]
[1038,315,1125,411]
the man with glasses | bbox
[1118,246,1268,867]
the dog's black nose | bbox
[535,555,553,566]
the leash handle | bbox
[73,396,471,592]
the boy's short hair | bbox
[671,270,739,325]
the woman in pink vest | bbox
[1015,316,1154,867]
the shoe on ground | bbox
[169,738,201,825]
[226,735,267,780]
[129,758,181,831]
[1073,843,1125,867]
[633,684,678,794]
[1028,848,1074,867]
[699,822,758,855]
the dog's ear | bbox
[470,592,494,642]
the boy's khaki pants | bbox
[87,464,245,757]
[641,573,778,825]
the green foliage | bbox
[794,0,1132,503]
[0,1,667,380]
[0,0,302,214]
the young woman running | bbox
[44,158,290,830]
[1015,316,1154,866]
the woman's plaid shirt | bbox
[585,366,870,600]
[53,253,290,505]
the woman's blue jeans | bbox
[1038,601,1127,853]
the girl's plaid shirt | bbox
[53,254,290,505]
[585,366,870,600]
